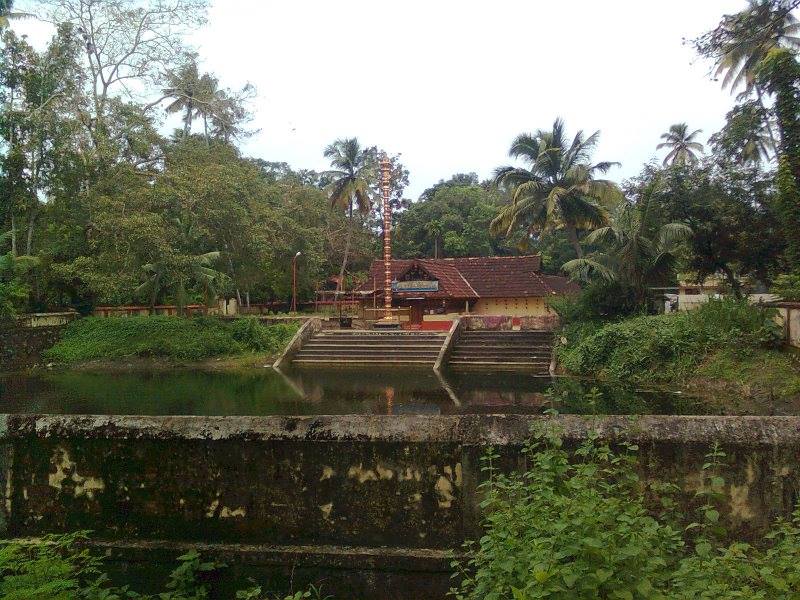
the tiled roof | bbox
[356,255,578,298]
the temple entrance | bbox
[408,301,424,326]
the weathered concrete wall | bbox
[1,414,799,598]
[272,317,318,369]
[773,302,800,349]
[433,317,462,372]
[462,314,560,331]
[0,323,66,372]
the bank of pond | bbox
[2,367,797,417]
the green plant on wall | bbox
[452,425,800,600]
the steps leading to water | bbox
[448,330,554,373]
[291,330,447,367]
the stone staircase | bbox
[448,330,554,373]
[291,330,447,367]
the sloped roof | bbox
[356,255,578,298]
[357,259,477,299]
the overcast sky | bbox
[17,1,747,198]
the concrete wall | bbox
[471,297,549,316]
[774,303,800,349]
[272,317,319,369]
[1,414,799,598]
[462,314,560,331]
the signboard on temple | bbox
[392,280,439,292]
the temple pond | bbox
[0,367,786,416]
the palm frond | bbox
[562,257,616,283]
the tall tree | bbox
[323,138,374,292]
[657,123,705,166]
[0,0,33,28]
[563,176,692,308]
[694,0,800,148]
[757,47,800,263]
[710,101,774,165]
[491,118,622,258]
[39,0,208,168]
[161,54,201,136]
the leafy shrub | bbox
[549,281,641,325]
[229,319,299,354]
[558,298,781,383]
[452,428,684,600]
[453,427,800,600]
[771,273,800,302]
[44,316,299,363]
[0,536,329,599]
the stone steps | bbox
[291,331,446,367]
[448,330,554,373]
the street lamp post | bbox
[291,251,301,313]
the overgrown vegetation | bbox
[43,316,298,363]
[452,426,800,599]
[556,298,783,385]
[0,533,330,599]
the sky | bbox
[16,0,747,198]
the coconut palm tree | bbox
[711,0,800,96]
[0,0,34,29]
[323,138,374,291]
[491,118,622,259]
[424,219,444,258]
[136,251,224,316]
[657,123,705,166]
[162,56,201,136]
[703,1,800,148]
[563,177,692,308]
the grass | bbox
[691,347,800,404]
[557,298,800,403]
[44,316,299,364]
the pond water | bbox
[0,367,769,416]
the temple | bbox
[354,255,578,329]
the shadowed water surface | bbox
[0,367,765,416]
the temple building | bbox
[355,255,578,329]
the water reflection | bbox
[0,367,756,417]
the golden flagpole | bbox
[380,153,396,322]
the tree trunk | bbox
[565,225,583,258]
[721,265,742,299]
[25,209,36,256]
[338,223,353,296]
[434,237,439,259]
[184,106,193,136]
[10,213,17,257]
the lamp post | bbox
[291,251,301,313]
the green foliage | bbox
[771,272,800,300]
[453,428,800,600]
[559,298,781,383]
[631,162,782,293]
[452,428,684,600]
[44,316,298,363]
[491,118,623,259]
[394,180,516,260]
[775,155,800,265]
[549,280,640,324]
[229,319,299,354]
[0,535,327,599]
[0,532,106,599]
